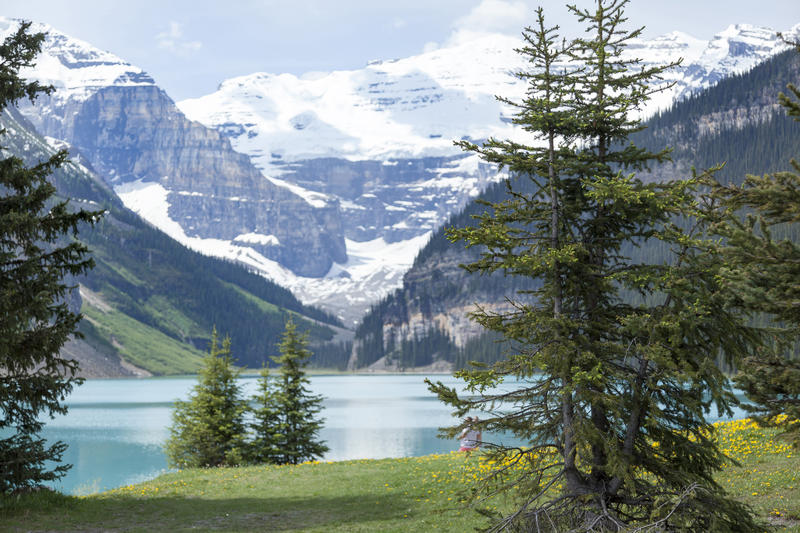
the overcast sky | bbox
[3,0,799,101]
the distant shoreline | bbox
[78,369,456,379]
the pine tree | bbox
[0,22,101,493]
[165,328,247,468]
[428,1,760,530]
[712,38,800,446]
[271,318,328,465]
[247,365,282,464]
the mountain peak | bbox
[716,23,776,39]
[7,15,800,325]
[0,17,155,103]
[711,23,782,54]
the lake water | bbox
[42,374,468,494]
[39,374,747,495]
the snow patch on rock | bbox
[115,178,429,325]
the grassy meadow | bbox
[2,418,798,532]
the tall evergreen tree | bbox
[247,365,282,464]
[271,318,328,465]
[165,328,247,468]
[428,1,760,530]
[0,22,101,493]
[711,38,800,446]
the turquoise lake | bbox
[40,374,747,495]
[43,374,468,494]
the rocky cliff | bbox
[21,83,347,278]
[3,18,347,279]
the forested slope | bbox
[2,107,350,375]
[352,48,800,370]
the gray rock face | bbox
[276,155,500,243]
[60,337,150,378]
[21,86,346,277]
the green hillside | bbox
[2,107,349,374]
[353,48,800,370]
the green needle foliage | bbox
[247,364,282,464]
[269,318,328,465]
[711,39,800,447]
[428,1,761,530]
[165,328,247,468]
[0,22,101,493]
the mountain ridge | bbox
[4,15,799,327]
[0,17,349,282]
[173,20,799,323]
[180,23,800,166]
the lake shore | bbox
[41,374,471,494]
[4,419,798,532]
[77,366,457,379]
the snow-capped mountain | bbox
[4,16,798,326]
[1,18,347,283]
[173,22,798,324]
[4,21,155,138]
[179,24,799,169]
[350,43,800,370]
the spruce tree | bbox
[271,318,328,465]
[428,1,760,530]
[247,365,282,464]
[165,328,247,468]
[711,38,800,446]
[0,22,101,493]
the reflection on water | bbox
[40,374,747,495]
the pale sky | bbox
[3,0,799,101]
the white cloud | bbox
[449,0,528,44]
[156,21,202,56]
[422,41,440,53]
[392,17,407,29]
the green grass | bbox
[2,420,798,532]
[82,303,205,375]
[222,281,281,316]
[714,418,800,530]
[1,455,491,532]
[139,294,207,341]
